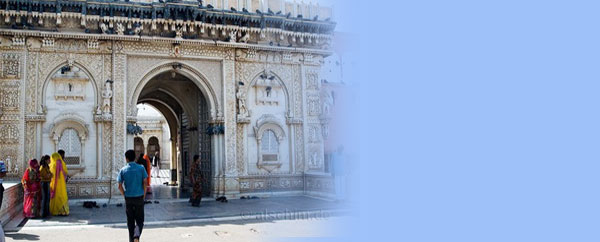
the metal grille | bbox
[63,156,80,165]
[57,128,81,165]
[262,154,278,162]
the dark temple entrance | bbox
[137,70,212,197]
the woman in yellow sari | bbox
[49,152,69,215]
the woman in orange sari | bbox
[143,154,152,193]
[22,159,41,218]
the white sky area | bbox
[137,103,163,118]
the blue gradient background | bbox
[340,0,600,241]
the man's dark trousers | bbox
[125,196,144,242]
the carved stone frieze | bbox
[307,94,321,116]
[307,145,323,170]
[65,180,111,198]
[0,53,21,79]
[308,124,321,144]
[52,77,88,101]
[239,175,304,193]
[0,80,20,111]
[305,174,334,193]
[0,123,18,143]
[306,69,319,91]
[0,145,21,176]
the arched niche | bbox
[244,69,292,118]
[41,62,99,178]
[50,114,89,171]
[41,61,100,111]
[253,114,286,172]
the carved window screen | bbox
[58,128,81,165]
[261,130,279,161]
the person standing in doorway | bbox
[118,150,148,242]
[189,155,204,207]
[151,151,160,178]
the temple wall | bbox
[0,39,333,199]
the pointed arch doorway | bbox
[133,65,215,198]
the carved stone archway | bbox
[131,62,220,121]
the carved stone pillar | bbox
[110,49,127,197]
[223,57,239,196]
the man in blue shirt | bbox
[118,150,148,242]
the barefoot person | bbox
[49,152,69,216]
[189,155,205,207]
[39,155,52,218]
[118,150,148,242]
[22,159,41,218]
[143,154,152,193]
[151,152,160,178]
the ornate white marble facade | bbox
[0,0,338,199]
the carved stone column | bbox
[302,63,326,173]
[222,57,240,196]
[110,47,127,197]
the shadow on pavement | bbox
[5,232,40,240]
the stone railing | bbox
[0,182,23,227]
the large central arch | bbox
[131,62,220,121]
[132,63,217,197]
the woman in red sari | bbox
[22,159,41,218]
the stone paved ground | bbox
[13,196,344,228]
[3,171,350,241]
[5,216,352,242]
